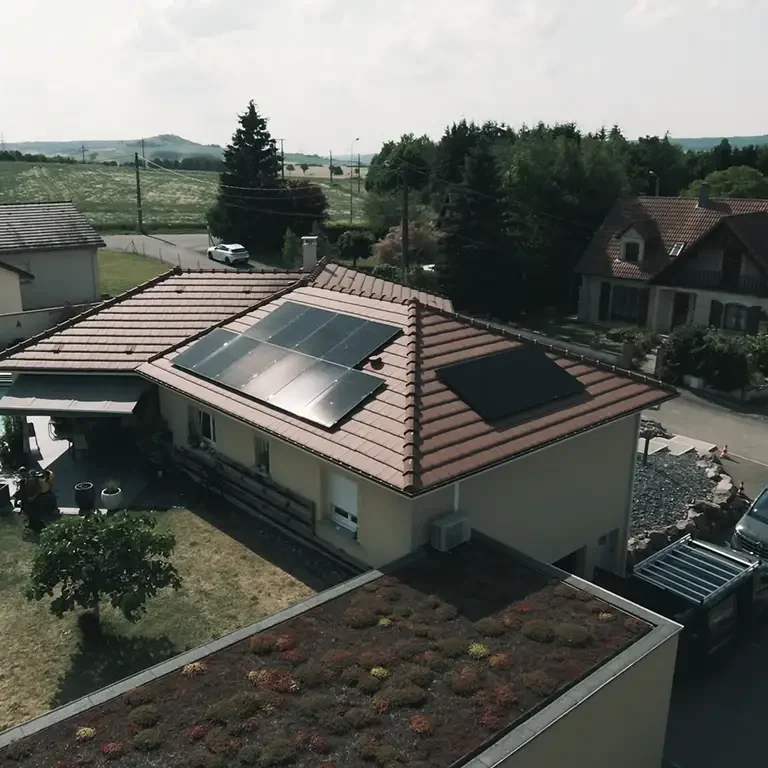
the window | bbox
[610,285,640,322]
[254,435,270,474]
[724,303,748,332]
[328,473,359,537]
[198,410,216,446]
[623,241,641,262]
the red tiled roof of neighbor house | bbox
[0,269,303,372]
[576,195,768,281]
[0,201,105,254]
[140,287,676,494]
[312,262,454,310]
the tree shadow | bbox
[52,626,181,709]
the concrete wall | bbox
[0,269,22,314]
[459,414,639,575]
[0,302,97,350]
[498,628,679,768]
[1,247,100,310]
[577,276,601,322]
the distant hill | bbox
[3,136,373,165]
[673,135,768,151]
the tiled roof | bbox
[0,260,34,280]
[0,201,105,254]
[0,269,302,372]
[312,262,453,311]
[576,196,768,281]
[140,289,675,494]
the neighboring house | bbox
[0,260,34,314]
[0,201,104,311]
[576,187,768,334]
[0,256,674,578]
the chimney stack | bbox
[302,236,319,271]
[698,183,709,209]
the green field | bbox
[0,162,367,232]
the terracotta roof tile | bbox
[576,195,768,281]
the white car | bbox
[207,243,250,266]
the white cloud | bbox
[624,0,681,24]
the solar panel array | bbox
[436,345,586,422]
[173,302,400,429]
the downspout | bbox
[453,481,460,513]
[618,413,641,575]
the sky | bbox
[2,0,767,155]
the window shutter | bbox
[709,300,723,328]
[637,288,650,326]
[598,282,611,321]
[747,305,762,335]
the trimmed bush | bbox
[248,634,278,655]
[99,742,125,760]
[274,634,296,651]
[468,643,490,660]
[523,670,558,696]
[238,744,261,766]
[260,739,297,767]
[204,731,243,757]
[128,704,160,728]
[188,724,210,743]
[436,637,465,658]
[123,687,155,707]
[343,607,378,629]
[358,674,382,694]
[402,664,433,688]
[386,684,428,708]
[280,648,309,665]
[182,661,208,678]
[488,652,512,670]
[409,714,434,736]
[322,649,355,671]
[75,726,96,742]
[132,728,163,752]
[188,754,228,768]
[340,666,361,686]
[359,650,394,669]
[2,740,33,761]
[370,666,391,680]
[555,623,592,648]
[296,694,333,720]
[433,603,458,622]
[521,620,555,643]
[344,707,379,729]
[475,617,505,637]
[448,666,482,696]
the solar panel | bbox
[436,345,586,422]
[172,301,400,429]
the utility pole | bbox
[279,139,285,181]
[134,152,144,234]
[0,132,5,152]
[402,177,409,276]
[80,144,87,164]
[350,138,359,225]
[649,170,660,197]
[329,151,333,185]
[141,138,147,169]
[357,153,361,194]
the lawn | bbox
[515,315,626,356]
[0,509,313,732]
[98,249,170,296]
[1,540,649,768]
[0,163,367,232]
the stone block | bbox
[648,531,669,550]
[676,519,697,535]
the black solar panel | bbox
[171,301,401,430]
[436,345,586,422]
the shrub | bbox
[370,666,391,680]
[188,724,209,742]
[207,692,261,724]
[316,712,351,735]
[280,647,309,665]
[295,662,333,687]
[238,744,261,766]
[599,612,616,622]
[391,604,412,619]
[322,649,355,670]
[308,734,331,754]
[425,594,442,608]
[358,674,382,694]
[521,620,554,643]
[378,575,399,587]
[204,731,243,757]
[3,740,33,761]
[260,739,297,766]
[468,643,490,660]
[494,683,518,708]
[500,613,522,631]
[296,694,333,719]
[436,637,465,658]
[248,634,277,654]
[479,706,506,730]
[402,664,432,688]
[359,650,394,669]
[523,670,557,696]
[392,640,426,661]
[182,661,208,678]
[411,622,441,639]
[344,706,379,729]
[449,666,482,696]
[274,634,296,652]
[475,617,505,637]
[341,666,361,686]
[370,695,390,714]
[129,704,160,728]
[488,652,512,670]
[132,728,162,752]
[433,603,458,622]
[555,623,592,648]
[512,600,535,613]
[75,726,96,742]
[409,714,434,736]
[378,586,401,602]
[123,687,154,707]
[386,684,428,708]
[378,617,393,627]
[343,608,378,628]
[99,742,125,760]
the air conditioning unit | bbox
[431,512,471,552]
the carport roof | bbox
[0,374,149,416]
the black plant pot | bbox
[74,482,95,512]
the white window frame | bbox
[198,410,216,447]
[621,238,643,263]
[254,434,270,475]
[724,303,748,333]
[328,473,359,537]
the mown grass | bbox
[0,509,312,730]
[98,249,170,296]
[0,162,367,231]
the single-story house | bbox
[575,187,768,334]
[0,259,35,314]
[0,254,675,578]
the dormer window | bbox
[623,241,641,262]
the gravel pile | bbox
[631,452,715,536]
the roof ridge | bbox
[0,267,178,364]
[402,299,421,492]
[418,302,676,395]
[146,271,310,363]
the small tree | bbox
[331,164,344,176]
[282,228,302,268]
[639,419,671,466]
[26,513,181,623]
[337,229,374,266]
[286,163,295,172]
[300,163,309,175]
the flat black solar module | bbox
[436,345,586,422]
[172,301,400,429]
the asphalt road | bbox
[102,234,273,271]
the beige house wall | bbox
[497,628,679,768]
[577,276,601,322]
[1,247,99,310]
[459,414,639,575]
[0,269,22,314]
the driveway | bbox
[102,234,272,271]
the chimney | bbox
[301,236,318,271]
[698,183,709,209]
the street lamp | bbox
[648,170,660,197]
[350,137,359,224]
